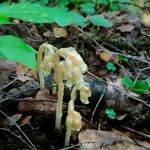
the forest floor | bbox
[0,6,150,150]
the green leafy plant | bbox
[0,35,36,69]
[119,55,129,64]
[58,0,113,28]
[79,2,95,15]
[0,3,86,27]
[104,108,116,119]
[0,2,114,28]
[146,77,150,87]
[19,0,49,6]
[0,16,12,24]
[106,62,116,71]
[0,2,113,72]
[122,77,150,94]
[90,15,113,27]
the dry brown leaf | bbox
[78,129,147,150]
[141,12,150,27]
[18,100,56,114]
[12,19,20,24]
[98,52,113,62]
[43,30,52,37]
[0,60,17,86]
[16,65,38,82]
[97,52,119,63]
[117,24,135,32]
[117,114,127,121]
[35,89,50,100]
[52,26,67,38]
[20,116,32,126]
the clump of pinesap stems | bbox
[37,43,91,146]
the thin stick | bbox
[0,78,18,91]
[0,110,37,150]
[134,66,150,84]
[87,71,150,108]
[37,45,45,89]
[90,88,105,126]
[121,125,150,139]
[0,127,34,149]
[75,26,150,64]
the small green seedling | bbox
[122,77,150,94]
[104,108,116,119]
[146,77,150,87]
[106,62,116,71]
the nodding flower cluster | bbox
[37,43,91,146]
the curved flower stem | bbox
[68,86,77,112]
[55,51,64,130]
[65,125,71,146]
[55,74,64,130]
[65,86,77,146]
[37,45,45,89]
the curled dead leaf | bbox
[52,26,67,38]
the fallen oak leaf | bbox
[16,64,38,82]
[117,24,135,32]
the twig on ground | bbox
[90,88,105,127]
[75,26,150,64]
[134,66,150,84]
[0,127,34,149]
[87,71,150,108]
[0,78,18,91]
[116,62,134,77]
[121,125,150,139]
[0,110,37,150]
[121,37,138,53]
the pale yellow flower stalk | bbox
[37,44,91,141]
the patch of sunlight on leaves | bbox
[0,35,36,69]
